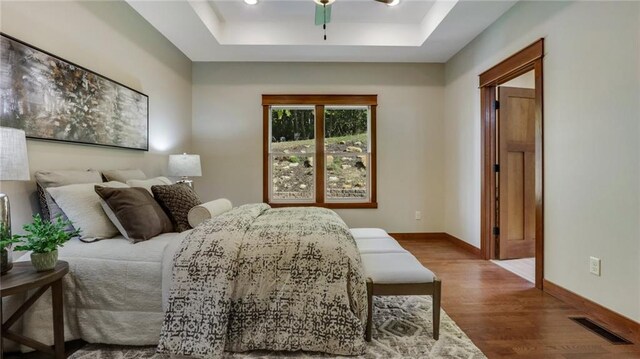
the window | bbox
[263,95,377,208]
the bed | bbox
[3,204,367,357]
[3,231,190,352]
[158,203,367,357]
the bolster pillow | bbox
[187,198,233,227]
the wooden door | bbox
[497,87,536,259]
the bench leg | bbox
[365,279,373,342]
[432,279,441,340]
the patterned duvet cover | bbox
[158,204,368,358]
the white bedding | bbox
[2,232,190,352]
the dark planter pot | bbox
[1,245,13,275]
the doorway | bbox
[492,73,536,283]
[479,39,544,289]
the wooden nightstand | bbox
[1,261,69,358]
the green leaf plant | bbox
[0,223,20,250]
[13,214,80,253]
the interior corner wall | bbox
[443,1,640,321]
[0,1,193,231]
[191,62,445,232]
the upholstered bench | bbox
[350,228,391,239]
[353,237,408,254]
[350,228,442,341]
[350,228,407,254]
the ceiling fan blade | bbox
[315,4,332,26]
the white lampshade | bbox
[0,127,30,181]
[168,153,202,177]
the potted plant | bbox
[0,223,19,274]
[14,214,80,272]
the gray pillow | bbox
[102,169,146,183]
[34,169,103,226]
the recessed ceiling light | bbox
[244,0,258,5]
[387,0,400,6]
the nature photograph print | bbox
[0,35,148,150]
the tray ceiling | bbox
[126,0,518,62]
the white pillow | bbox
[47,181,129,240]
[126,176,172,195]
[187,199,233,227]
[102,169,146,183]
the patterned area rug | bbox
[69,296,486,359]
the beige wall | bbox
[0,1,193,230]
[444,1,640,321]
[500,70,535,89]
[192,62,445,232]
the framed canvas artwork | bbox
[0,33,149,151]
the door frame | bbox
[479,39,544,289]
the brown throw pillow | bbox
[151,184,202,232]
[95,186,174,242]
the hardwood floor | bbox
[397,238,640,359]
[4,238,640,358]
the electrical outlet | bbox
[590,257,601,276]
[415,211,422,220]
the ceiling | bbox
[212,1,436,24]
[126,0,518,62]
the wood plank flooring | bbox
[5,238,640,358]
[397,238,640,359]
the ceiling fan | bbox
[314,0,400,40]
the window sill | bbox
[267,202,378,209]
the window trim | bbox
[262,95,378,209]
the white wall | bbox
[192,62,445,232]
[444,1,640,321]
[0,1,192,230]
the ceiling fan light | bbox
[387,0,400,6]
[244,0,258,4]
[314,0,336,5]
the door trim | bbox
[479,39,544,289]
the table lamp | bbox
[168,153,201,189]
[1,127,30,274]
